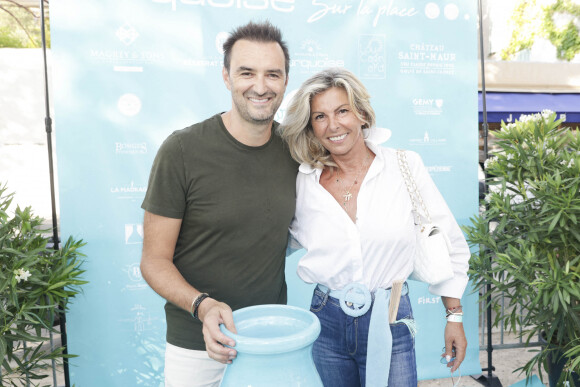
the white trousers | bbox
[165,342,226,387]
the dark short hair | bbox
[223,21,290,76]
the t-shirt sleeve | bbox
[141,132,187,219]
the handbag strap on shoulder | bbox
[396,149,432,229]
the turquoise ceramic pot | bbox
[219,304,323,387]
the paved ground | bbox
[420,348,540,386]
[39,338,540,387]
[37,331,540,387]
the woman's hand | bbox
[443,321,467,373]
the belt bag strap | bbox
[367,288,391,387]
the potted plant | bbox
[463,111,580,386]
[0,182,87,385]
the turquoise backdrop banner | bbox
[50,0,480,385]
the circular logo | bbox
[128,263,143,282]
[117,93,141,117]
[425,3,440,19]
[444,4,459,20]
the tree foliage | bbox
[501,0,580,61]
[0,0,49,48]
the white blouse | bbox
[289,140,470,299]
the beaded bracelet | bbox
[190,293,210,321]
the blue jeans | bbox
[310,286,417,387]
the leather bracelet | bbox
[447,314,463,323]
[191,293,210,321]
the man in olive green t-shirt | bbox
[140,22,297,387]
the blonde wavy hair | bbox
[279,68,376,168]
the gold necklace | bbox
[335,150,371,211]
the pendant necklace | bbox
[336,150,371,211]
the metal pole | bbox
[471,0,502,386]
[475,0,502,387]
[478,0,494,380]
[480,0,489,166]
[40,1,71,386]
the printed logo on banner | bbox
[127,263,143,282]
[398,43,456,76]
[424,2,440,19]
[120,304,155,333]
[152,0,295,13]
[418,296,441,304]
[116,23,139,46]
[115,142,148,155]
[424,2,465,21]
[358,35,386,79]
[409,131,447,146]
[412,98,443,116]
[306,0,418,26]
[291,39,344,75]
[89,23,165,71]
[117,93,142,116]
[426,165,453,174]
[125,223,144,245]
[122,263,149,292]
[183,30,225,68]
[110,181,147,201]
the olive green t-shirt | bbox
[142,114,298,350]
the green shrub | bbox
[0,182,87,385]
[464,111,580,385]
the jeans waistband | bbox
[315,281,414,386]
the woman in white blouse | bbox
[279,68,469,387]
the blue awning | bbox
[479,92,580,123]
